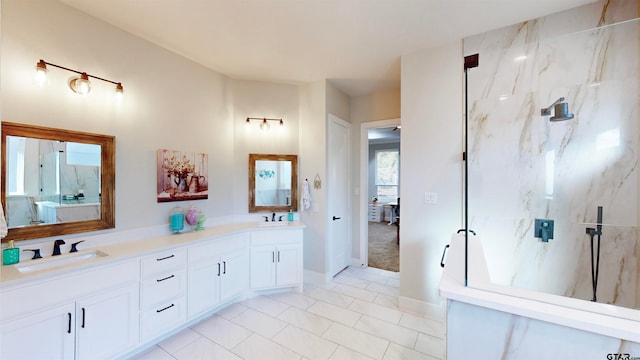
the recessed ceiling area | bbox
[369,126,400,144]
[60,0,597,97]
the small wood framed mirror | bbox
[248,154,298,213]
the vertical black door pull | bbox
[67,313,72,334]
[81,308,86,328]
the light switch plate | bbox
[424,192,438,204]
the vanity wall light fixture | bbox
[35,59,123,96]
[245,117,284,131]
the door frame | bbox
[359,118,401,267]
[327,114,352,279]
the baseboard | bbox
[303,269,328,285]
[399,295,446,321]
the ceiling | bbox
[369,126,400,144]
[60,0,596,97]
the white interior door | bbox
[328,114,351,277]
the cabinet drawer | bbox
[1,260,139,323]
[251,229,302,246]
[140,270,186,308]
[189,234,247,264]
[141,248,186,277]
[140,297,186,341]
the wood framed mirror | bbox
[1,122,115,242]
[248,154,298,213]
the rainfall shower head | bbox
[541,97,575,122]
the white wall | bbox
[1,0,300,237]
[230,79,300,214]
[400,41,463,306]
[299,80,327,276]
[349,88,401,263]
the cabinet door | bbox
[220,250,247,303]
[188,260,221,318]
[276,243,302,287]
[75,284,140,360]
[250,245,276,289]
[1,303,75,360]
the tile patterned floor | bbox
[133,267,446,360]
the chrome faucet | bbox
[52,239,66,256]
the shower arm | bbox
[541,97,565,116]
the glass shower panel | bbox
[465,18,639,311]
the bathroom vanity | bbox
[0,222,304,359]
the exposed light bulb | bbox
[115,83,123,101]
[34,60,48,86]
[260,118,270,131]
[70,72,91,94]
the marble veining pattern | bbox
[464,0,639,310]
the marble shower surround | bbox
[464,0,639,310]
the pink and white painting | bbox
[157,149,208,202]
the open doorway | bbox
[360,119,400,272]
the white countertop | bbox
[1,221,305,288]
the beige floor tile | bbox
[322,323,389,360]
[330,346,375,360]
[278,306,334,336]
[269,291,317,309]
[231,308,288,338]
[306,287,356,308]
[131,346,175,360]
[383,343,440,360]
[307,301,362,327]
[272,325,339,360]
[232,333,302,360]
[242,295,290,317]
[192,315,252,349]
[174,337,242,360]
[157,327,201,354]
[354,315,418,348]
[333,284,378,302]
[414,333,445,359]
[399,313,446,339]
[348,299,403,324]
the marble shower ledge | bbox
[440,274,640,343]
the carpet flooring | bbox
[368,221,399,272]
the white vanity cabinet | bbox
[187,234,248,318]
[250,229,303,291]
[139,248,187,341]
[0,260,140,360]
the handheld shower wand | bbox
[586,206,603,302]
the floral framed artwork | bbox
[157,149,208,202]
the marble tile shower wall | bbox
[464,0,639,309]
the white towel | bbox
[302,179,312,210]
[0,204,7,239]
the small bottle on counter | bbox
[3,240,20,265]
[288,209,294,222]
[170,206,185,233]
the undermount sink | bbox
[15,250,108,273]
[257,221,289,227]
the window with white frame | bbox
[375,149,399,203]
[7,136,26,195]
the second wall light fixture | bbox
[35,59,123,96]
[245,117,284,131]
